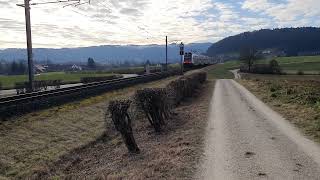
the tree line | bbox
[207,27,320,57]
[0,60,27,75]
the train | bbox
[183,52,217,68]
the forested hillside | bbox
[207,27,320,57]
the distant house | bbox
[34,64,46,74]
[261,49,286,58]
[71,64,82,71]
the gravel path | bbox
[198,79,320,179]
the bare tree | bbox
[239,47,259,72]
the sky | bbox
[0,0,319,48]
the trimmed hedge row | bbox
[107,70,207,153]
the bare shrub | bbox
[134,71,207,132]
[107,100,140,153]
[167,71,207,105]
[135,88,169,132]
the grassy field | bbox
[206,61,240,79]
[258,56,320,74]
[0,72,115,89]
[240,78,320,143]
[0,64,181,89]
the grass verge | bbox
[239,78,320,143]
[0,75,178,179]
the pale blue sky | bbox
[0,0,319,48]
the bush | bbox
[297,70,304,75]
[271,93,277,98]
[269,59,281,74]
[167,71,206,105]
[135,71,207,132]
[107,100,140,153]
[0,82,2,90]
[135,88,169,132]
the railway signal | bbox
[179,42,184,74]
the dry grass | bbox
[239,78,320,143]
[38,80,214,179]
[0,76,179,179]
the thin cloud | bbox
[0,0,319,48]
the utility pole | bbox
[24,0,34,91]
[16,0,89,92]
[165,36,168,71]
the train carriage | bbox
[183,52,217,68]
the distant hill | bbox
[0,43,212,64]
[207,27,320,57]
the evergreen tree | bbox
[10,61,18,75]
[18,61,26,74]
[87,57,96,68]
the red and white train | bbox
[183,52,217,68]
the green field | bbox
[206,61,240,79]
[0,72,114,89]
[259,56,320,74]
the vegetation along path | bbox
[198,79,320,179]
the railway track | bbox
[0,71,179,118]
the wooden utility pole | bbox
[16,0,89,92]
[165,36,168,71]
[24,0,34,91]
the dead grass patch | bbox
[239,79,320,143]
[38,80,214,179]
[0,76,178,179]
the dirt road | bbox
[198,79,320,179]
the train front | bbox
[183,52,193,68]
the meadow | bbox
[0,72,115,89]
[205,55,320,79]
[259,55,320,74]
[0,64,181,89]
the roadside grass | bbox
[0,72,115,89]
[206,61,240,79]
[0,75,179,179]
[239,78,320,143]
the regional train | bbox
[183,52,217,68]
